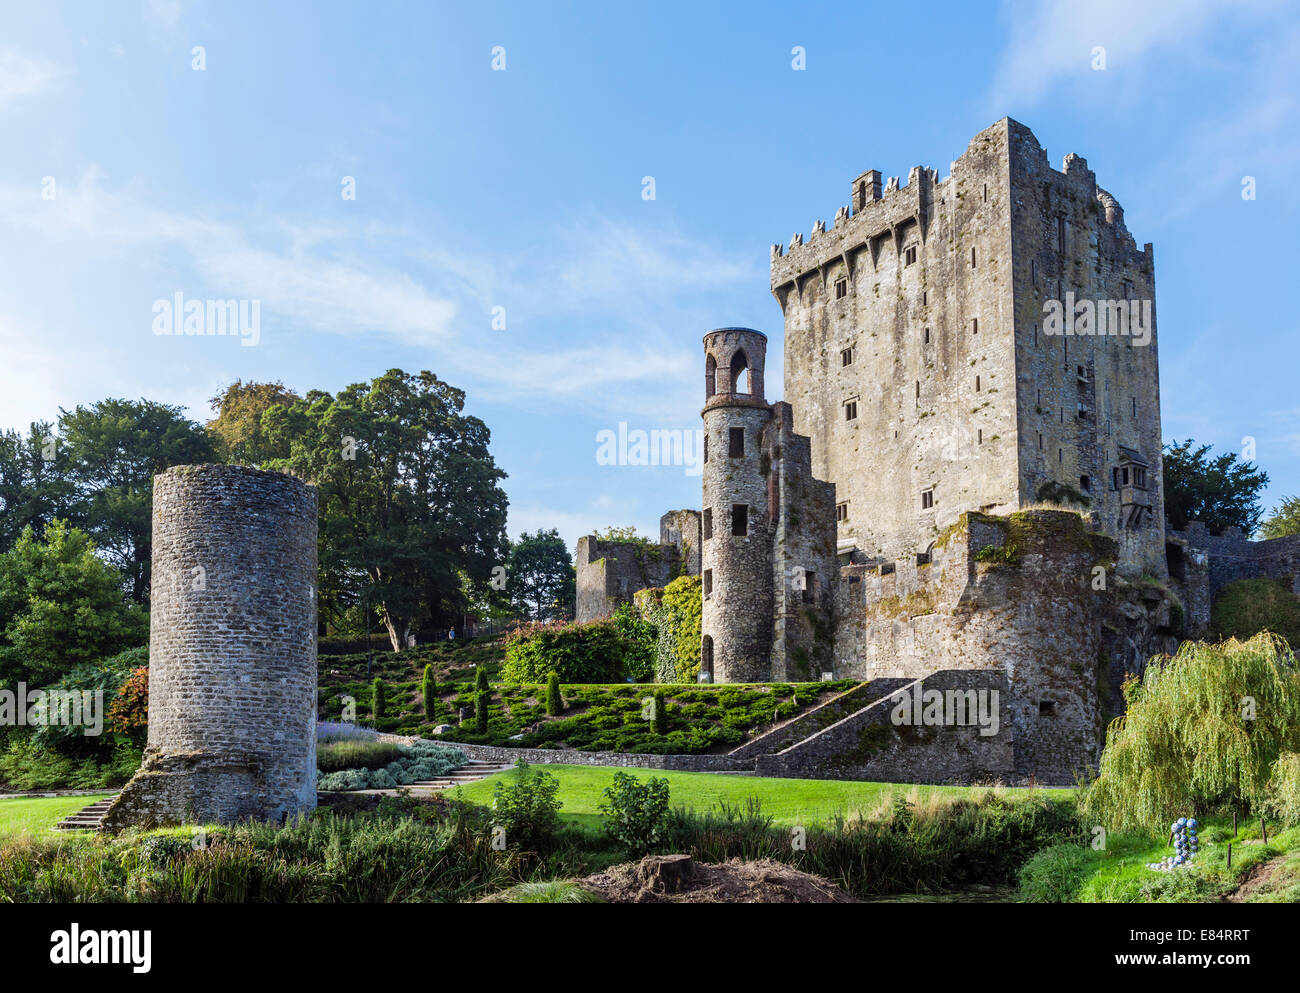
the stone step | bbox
[53,796,119,831]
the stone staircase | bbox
[54,796,118,832]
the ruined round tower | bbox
[700,328,774,682]
[103,464,319,829]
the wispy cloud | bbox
[0,48,60,105]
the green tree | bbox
[422,663,438,719]
[372,677,387,720]
[1162,439,1268,535]
[544,672,563,715]
[474,665,490,693]
[206,379,300,465]
[262,369,509,651]
[504,529,575,622]
[0,521,147,687]
[651,689,668,735]
[475,689,490,734]
[1081,634,1300,832]
[1261,495,1300,540]
[0,422,75,551]
[59,398,216,603]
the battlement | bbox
[770,117,1150,294]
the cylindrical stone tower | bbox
[104,464,318,829]
[701,327,773,683]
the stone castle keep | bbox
[575,118,1300,784]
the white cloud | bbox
[0,48,60,105]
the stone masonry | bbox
[574,510,700,623]
[103,464,319,829]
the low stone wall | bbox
[429,739,747,773]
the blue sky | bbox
[1,0,1298,550]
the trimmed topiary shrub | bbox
[545,672,563,716]
[422,664,437,719]
[500,617,629,683]
[475,690,489,734]
[474,665,490,693]
[652,689,667,735]
[371,677,387,720]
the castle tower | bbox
[700,328,775,682]
[104,464,319,829]
[771,118,1166,578]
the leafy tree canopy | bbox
[0,520,147,687]
[1261,495,1300,540]
[505,528,575,622]
[262,369,509,651]
[1162,439,1268,536]
[0,422,75,551]
[206,379,300,465]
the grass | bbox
[0,793,114,841]
[452,763,1069,830]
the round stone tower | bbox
[700,327,774,683]
[103,464,318,829]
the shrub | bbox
[474,666,490,693]
[1081,634,1300,832]
[598,770,671,853]
[371,678,387,720]
[544,673,563,716]
[422,664,437,719]
[106,665,149,745]
[1265,752,1300,826]
[610,602,656,682]
[1212,578,1300,648]
[500,617,629,683]
[1017,843,1095,902]
[474,690,489,734]
[652,690,667,735]
[490,761,561,851]
[317,739,407,773]
[316,741,465,791]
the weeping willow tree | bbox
[1081,633,1300,833]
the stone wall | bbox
[103,465,318,830]
[574,534,682,623]
[1165,523,1300,637]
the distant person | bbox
[448,628,456,641]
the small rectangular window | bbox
[703,569,713,596]
[972,318,978,334]
[922,290,928,306]
[1057,216,1066,254]
[844,399,858,421]
[703,508,713,540]
[841,347,853,366]
[975,375,981,392]
[729,427,744,457]
[1131,397,1137,417]
[703,435,708,463]
[801,571,816,605]
[924,327,931,344]
[1031,259,1037,285]
[836,502,849,522]
[731,504,748,537]
[970,246,977,268]
[1039,701,1057,717]
[834,277,848,299]
[921,489,934,510]
[904,245,917,266]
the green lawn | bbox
[0,793,114,841]
[451,763,1070,829]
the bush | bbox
[0,736,141,791]
[474,690,489,734]
[490,761,562,851]
[317,740,407,773]
[474,666,489,693]
[371,678,387,720]
[610,602,656,682]
[422,664,437,719]
[658,575,701,682]
[316,741,465,791]
[500,617,630,683]
[599,770,671,853]
[544,673,563,716]
[1212,578,1300,648]
[1017,843,1095,902]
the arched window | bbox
[730,350,750,394]
[701,636,714,683]
[705,353,717,397]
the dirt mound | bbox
[577,854,858,903]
